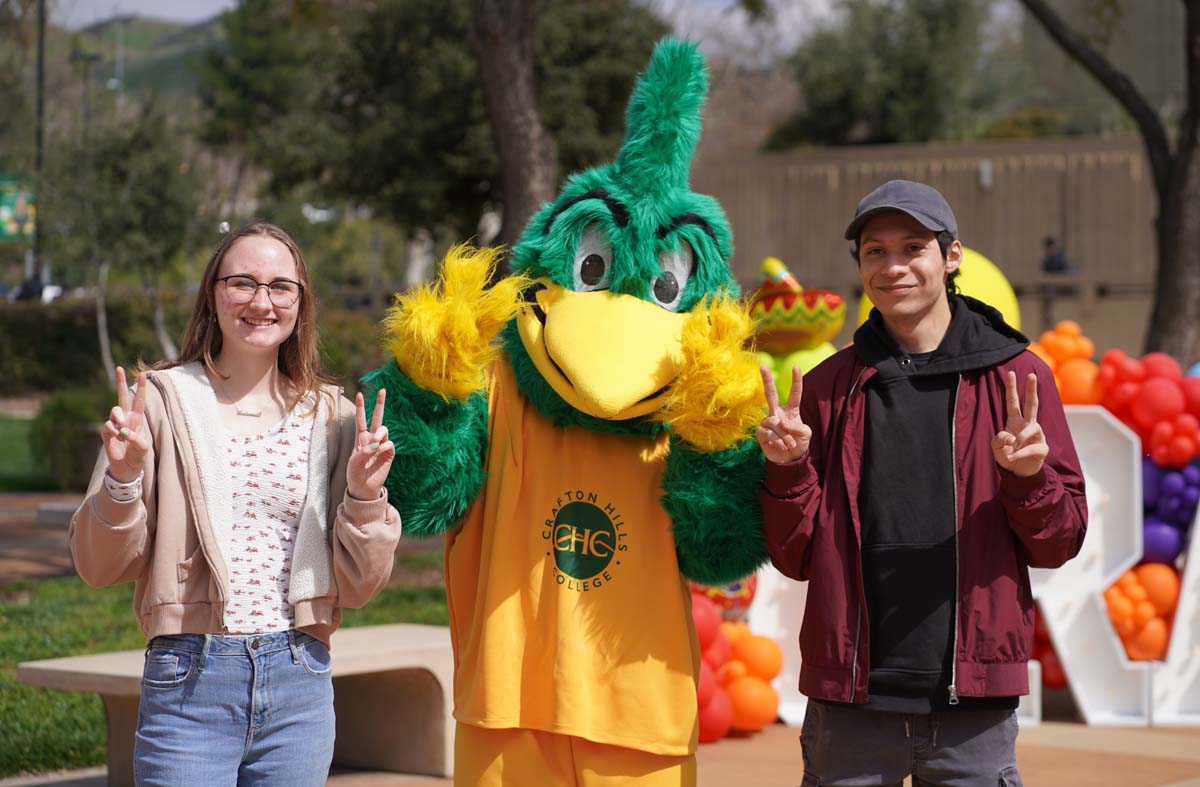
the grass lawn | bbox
[0,560,447,778]
[0,415,57,492]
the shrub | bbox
[29,388,112,491]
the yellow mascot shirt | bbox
[444,358,700,756]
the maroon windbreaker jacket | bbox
[760,332,1088,704]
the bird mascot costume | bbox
[365,38,768,786]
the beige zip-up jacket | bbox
[69,363,401,644]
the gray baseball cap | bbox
[843,180,958,242]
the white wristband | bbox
[104,469,144,502]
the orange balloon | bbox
[1124,584,1148,604]
[717,659,748,687]
[720,621,752,645]
[1056,320,1081,337]
[727,676,779,731]
[1124,618,1170,661]
[1028,341,1056,370]
[1040,333,1070,364]
[1133,600,1157,628]
[1057,359,1101,405]
[1134,564,1181,617]
[731,635,784,682]
[1106,594,1133,624]
[1117,571,1140,591]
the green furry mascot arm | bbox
[657,295,768,586]
[362,246,529,536]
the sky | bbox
[54,0,835,65]
[54,0,236,29]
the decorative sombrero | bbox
[749,257,846,354]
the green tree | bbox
[1015,0,1200,362]
[195,0,330,215]
[199,0,668,242]
[0,2,32,167]
[46,99,198,379]
[766,0,987,148]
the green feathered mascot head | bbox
[502,38,758,444]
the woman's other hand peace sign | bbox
[756,365,812,465]
[102,367,150,483]
[346,389,395,501]
[992,371,1049,478]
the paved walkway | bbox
[0,493,83,584]
[2,721,1200,786]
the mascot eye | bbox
[572,224,612,292]
[651,242,694,311]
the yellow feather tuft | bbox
[657,293,767,453]
[382,243,531,399]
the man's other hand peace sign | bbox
[756,365,812,465]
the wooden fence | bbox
[693,135,1157,352]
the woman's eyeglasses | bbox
[216,274,303,308]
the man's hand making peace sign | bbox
[992,370,1049,478]
[756,365,812,465]
[103,367,151,484]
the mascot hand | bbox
[655,293,765,453]
[383,244,531,400]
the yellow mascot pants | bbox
[454,723,697,787]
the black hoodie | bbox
[852,295,1027,713]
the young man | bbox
[757,180,1087,787]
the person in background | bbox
[756,180,1087,787]
[70,220,402,786]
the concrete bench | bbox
[16,623,454,786]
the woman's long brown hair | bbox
[154,220,337,409]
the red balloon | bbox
[702,628,732,670]
[697,660,716,710]
[1151,443,1173,466]
[691,593,721,651]
[1142,352,1183,381]
[1102,380,1140,422]
[1033,608,1051,646]
[698,686,733,742]
[1040,648,1067,690]
[1168,435,1197,467]
[1182,377,1200,417]
[1131,379,1186,430]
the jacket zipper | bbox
[848,366,868,703]
[948,374,961,706]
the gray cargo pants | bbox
[799,700,1023,786]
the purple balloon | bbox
[1144,519,1185,564]
[1162,472,1187,497]
[1184,464,1200,487]
[1184,486,1200,511]
[1144,458,1166,508]
[1157,496,1182,519]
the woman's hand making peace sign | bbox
[756,365,812,465]
[992,371,1049,478]
[346,389,396,501]
[102,367,151,484]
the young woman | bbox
[69,221,401,786]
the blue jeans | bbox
[133,631,335,786]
